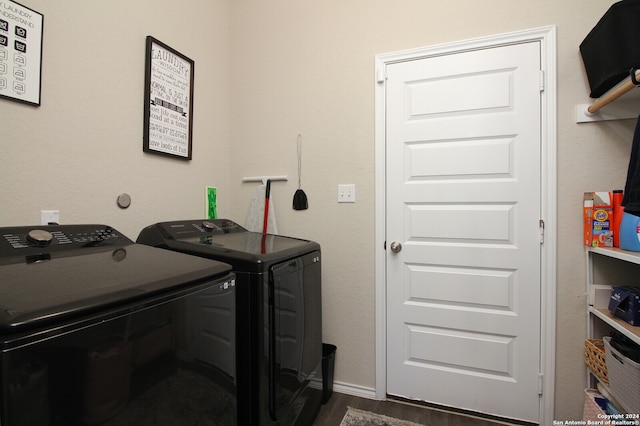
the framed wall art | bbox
[143,36,194,160]
[0,0,44,106]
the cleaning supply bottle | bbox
[620,212,640,252]
[613,190,624,247]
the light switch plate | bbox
[338,184,355,203]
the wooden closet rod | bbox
[586,68,640,116]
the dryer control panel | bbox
[156,219,247,240]
[0,224,132,255]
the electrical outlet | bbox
[41,210,60,225]
[338,184,356,203]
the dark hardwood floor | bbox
[313,392,535,426]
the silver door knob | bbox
[390,241,402,253]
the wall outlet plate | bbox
[41,210,59,225]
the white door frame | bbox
[374,26,557,424]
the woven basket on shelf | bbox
[585,339,608,385]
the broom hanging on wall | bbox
[293,134,309,210]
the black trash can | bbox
[321,343,336,404]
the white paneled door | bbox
[385,41,542,422]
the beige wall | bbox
[1,0,232,238]
[1,0,634,421]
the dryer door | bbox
[267,250,322,421]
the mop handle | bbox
[262,179,271,234]
[297,134,302,189]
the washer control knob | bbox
[27,229,54,246]
[202,221,216,231]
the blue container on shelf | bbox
[620,212,640,251]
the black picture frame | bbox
[143,36,194,160]
[0,0,44,106]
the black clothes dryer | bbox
[137,219,323,426]
[0,224,236,426]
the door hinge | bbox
[539,219,545,244]
[377,67,386,84]
[538,373,544,395]
[539,70,545,92]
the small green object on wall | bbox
[206,187,217,219]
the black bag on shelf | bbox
[580,0,640,98]
[622,116,640,215]
[610,331,640,363]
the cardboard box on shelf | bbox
[584,192,613,247]
[609,286,640,326]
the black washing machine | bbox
[0,224,236,425]
[137,219,323,426]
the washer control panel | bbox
[1,224,132,253]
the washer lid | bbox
[192,231,313,255]
[0,242,232,333]
[137,219,320,271]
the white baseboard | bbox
[331,381,378,400]
[309,377,379,400]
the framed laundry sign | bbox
[143,36,194,160]
[0,1,44,106]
